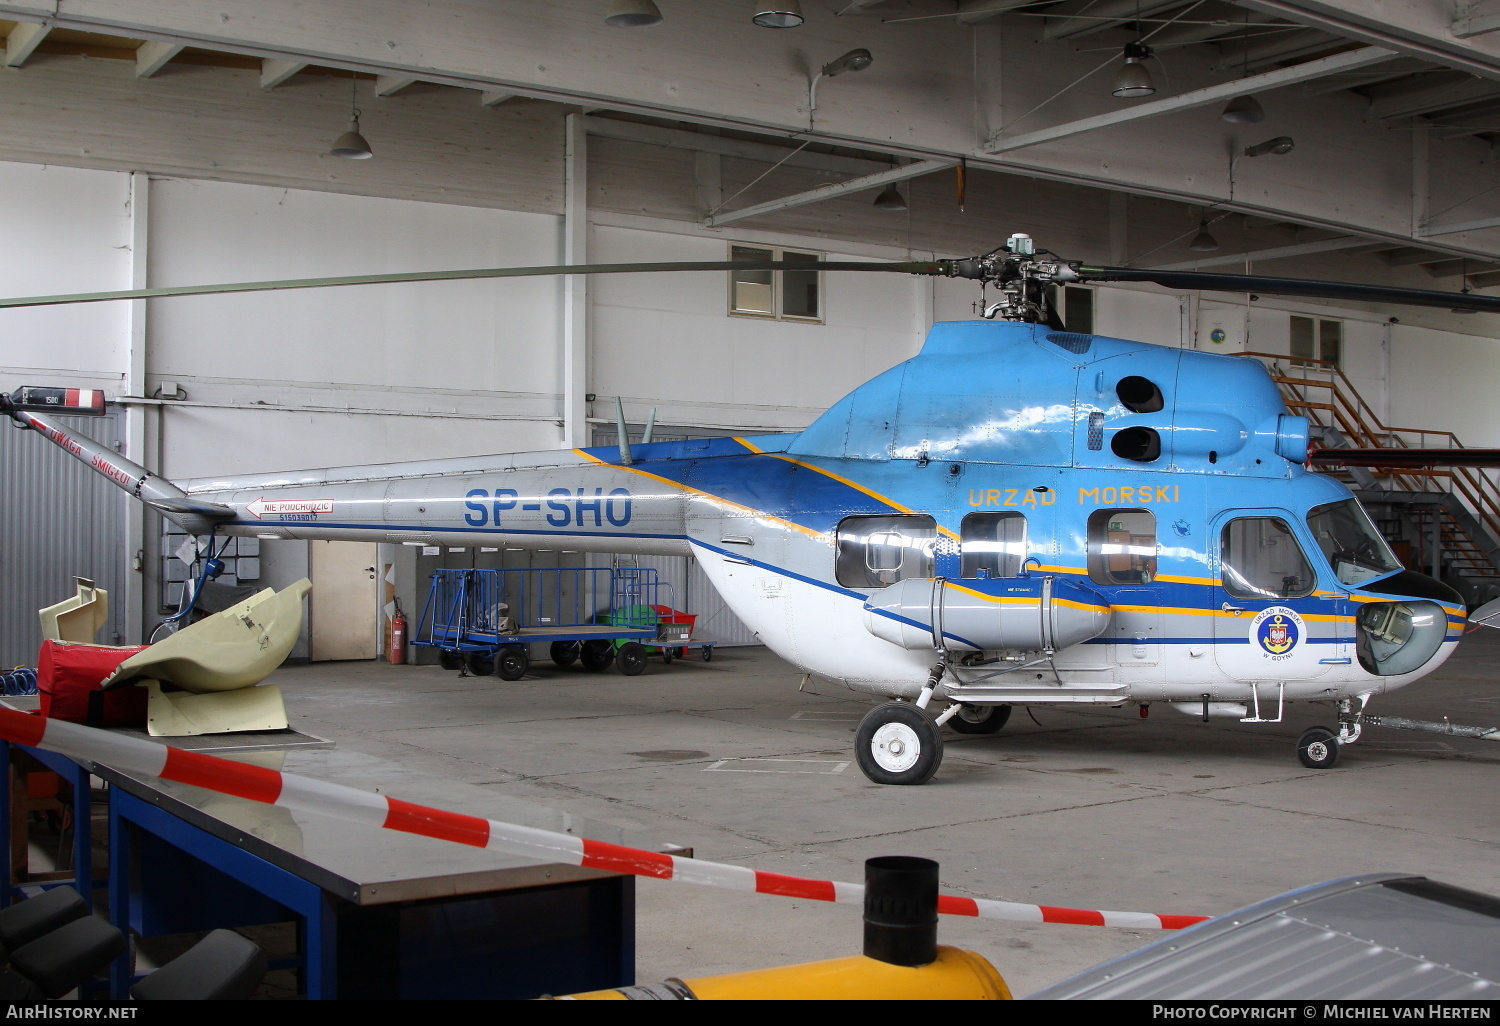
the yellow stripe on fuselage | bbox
[736,438,963,543]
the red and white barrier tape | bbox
[0,709,1207,931]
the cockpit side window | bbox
[1087,509,1157,585]
[1220,517,1316,599]
[961,512,1026,579]
[1307,499,1403,587]
[836,515,936,589]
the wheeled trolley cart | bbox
[412,568,696,678]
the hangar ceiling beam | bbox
[134,41,182,78]
[1419,215,1500,238]
[705,159,954,228]
[1366,74,1500,120]
[259,59,306,88]
[479,90,514,107]
[3,20,47,67]
[1241,1,1500,79]
[581,117,883,176]
[1453,6,1500,40]
[375,75,418,97]
[1150,235,1369,270]
[984,47,1396,154]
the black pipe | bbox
[863,856,938,967]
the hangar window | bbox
[961,512,1027,579]
[1087,509,1157,585]
[1220,517,1316,599]
[1290,315,1341,367]
[836,515,936,589]
[730,245,822,322]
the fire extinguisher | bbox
[388,599,408,665]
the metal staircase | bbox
[1242,352,1500,593]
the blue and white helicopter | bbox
[5,234,1496,784]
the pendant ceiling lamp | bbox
[1220,17,1265,123]
[1112,41,1155,98]
[605,0,663,28]
[753,2,804,28]
[873,183,907,212]
[329,74,373,159]
[1188,219,1219,252]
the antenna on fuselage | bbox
[614,396,634,466]
[642,407,657,445]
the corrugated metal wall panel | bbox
[0,413,129,667]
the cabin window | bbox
[961,512,1027,579]
[836,515,936,589]
[1290,315,1341,367]
[1087,509,1157,585]
[729,245,822,322]
[1220,517,1316,599]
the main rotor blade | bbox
[1309,448,1500,469]
[1078,267,1500,315]
[0,259,949,310]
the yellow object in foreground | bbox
[556,946,1010,1001]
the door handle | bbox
[1220,601,1246,615]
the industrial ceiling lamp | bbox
[1220,15,1265,123]
[605,0,663,27]
[1111,41,1155,98]
[1221,94,1266,124]
[807,49,873,126]
[753,1,804,28]
[873,182,907,212]
[1243,135,1294,156]
[329,74,373,159]
[1189,218,1219,252]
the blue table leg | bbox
[303,893,338,1000]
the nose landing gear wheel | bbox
[947,704,1011,735]
[854,702,943,785]
[1297,726,1340,769]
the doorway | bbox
[310,540,379,661]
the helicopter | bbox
[3,233,1495,785]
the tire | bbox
[550,641,580,669]
[701,646,714,662]
[617,642,647,676]
[497,645,529,681]
[675,647,687,659]
[580,640,614,673]
[465,650,496,677]
[947,703,1011,735]
[854,702,944,785]
[438,649,462,671]
[1297,726,1340,769]
[661,647,674,665]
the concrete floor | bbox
[274,633,1500,997]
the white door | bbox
[310,541,379,661]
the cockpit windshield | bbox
[1307,499,1403,586]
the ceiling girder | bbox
[1150,235,1368,270]
[2,19,47,67]
[704,159,955,228]
[1367,73,1500,119]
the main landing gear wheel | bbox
[855,702,944,786]
[617,642,647,676]
[947,704,1011,735]
[497,645,529,681]
[1297,726,1340,769]
[580,640,613,673]
[465,650,496,677]
[550,641,580,669]
[438,649,462,671]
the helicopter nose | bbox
[1351,570,1463,676]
